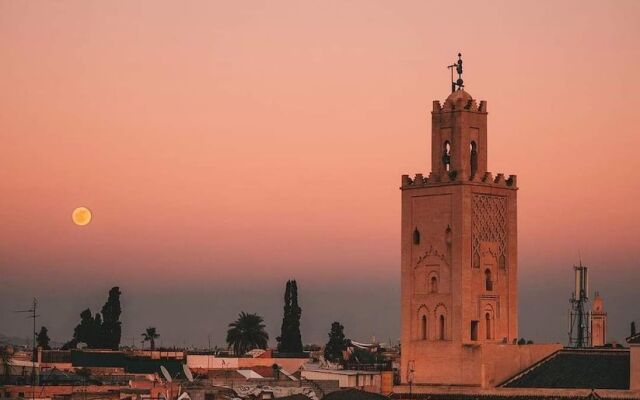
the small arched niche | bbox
[485,268,493,291]
[430,276,438,293]
[417,306,429,340]
[470,141,478,177]
[485,312,493,340]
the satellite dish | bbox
[160,365,172,382]
[182,365,194,382]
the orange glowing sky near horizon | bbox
[1,1,639,345]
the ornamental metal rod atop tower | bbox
[447,53,464,93]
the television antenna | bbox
[14,297,39,399]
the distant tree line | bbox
[29,279,385,358]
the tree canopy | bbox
[63,287,123,349]
[36,326,51,350]
[141,327,160,351]
[226,312,269,356]
[324,321,348,362]
[101,287,122,350]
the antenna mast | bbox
[14,298,39,397]
[568,263,590,347]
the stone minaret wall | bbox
[400,89,518,385]
[591,292,607,347]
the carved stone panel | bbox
[472,194,507,268]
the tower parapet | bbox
[401,172,517,189]
[403,85,517,189]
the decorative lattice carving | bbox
[472,194,507,268]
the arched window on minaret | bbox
[413,228,420,245]
[485,268,493,291]
[485,312,493,340]
[442,141,451,172]
[470,141,478,177]
[421,315,427,340]
[439,315,446,340]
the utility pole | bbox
[207,335,211,371]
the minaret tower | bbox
[591,292,607,347]
[400,54,519,386]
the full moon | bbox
[72,207,92,226]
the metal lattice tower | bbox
[568,263,590,348]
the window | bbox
[430,276,438,293]
[485,269,493,291]
[470,141,478,177]
[471,321,479,341]
[443,141,451,171]
[421,315,427,340]
[439,315,446,340]
[413,228,420,245]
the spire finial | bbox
[447,53,464,93]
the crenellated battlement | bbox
[401,171,517,190]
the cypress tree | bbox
[92,313,104,348]
[288,280,303,352]
[101,287,122,350]
[277,281,292,352]
[277,280,303,353]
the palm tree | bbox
[141,327,160,351]
[226,312,269,356]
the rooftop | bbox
[501,349,630,390]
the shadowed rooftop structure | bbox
[323,389,389,400]
[501,349,630,390]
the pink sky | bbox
[1,1,639,346]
